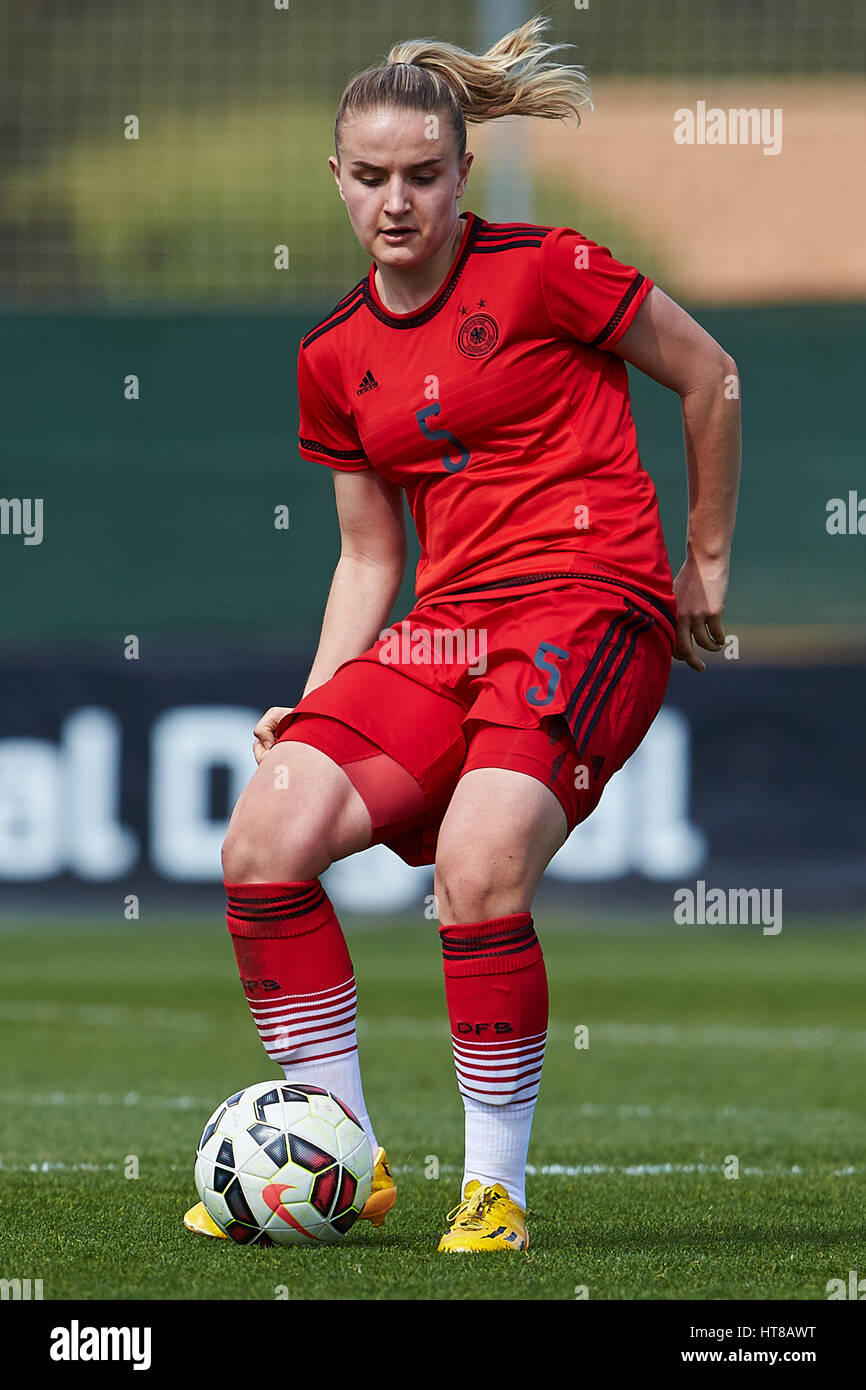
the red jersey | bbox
[297,211,676,636]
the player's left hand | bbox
[672,550,728,672]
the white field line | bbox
[0,1160,123,1173]
[586,1022,866,1051]
[0,1089,212,1110]
[0,1157,859,1179]
[3,1002,865,1053]
[0,1001,212,1031]
[0,1090,862,1132]
[393,1162,863,1179]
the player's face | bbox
[330,107,473,268]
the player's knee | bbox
[434,852,530,923]
[221,807,331,884]
[220,828,266,883]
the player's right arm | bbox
[302,468,407,694]
[253,468,406,763]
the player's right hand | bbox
[253,706,293,764]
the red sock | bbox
[438,914,548,1104]
[224,881,358,1067]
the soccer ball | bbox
[194,1081,374,1246]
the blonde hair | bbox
[334,13,592,160]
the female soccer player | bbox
[185,15,740,1252]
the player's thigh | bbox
[222,739,372,879]
[434,766,568,918]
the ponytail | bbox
[335,13,591,159]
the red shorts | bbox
[275,582,673,866]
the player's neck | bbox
[373,214,466,315]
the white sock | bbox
[281,1053,378,1155]
[462,1095,536,1209]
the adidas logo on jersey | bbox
[356,369,378,395]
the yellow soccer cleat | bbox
[437,1180,529,1253]
[357,1146,397,1227]
[184,1200,226,1238]
[183,1145,396,1237]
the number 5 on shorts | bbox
[527,642,570,707]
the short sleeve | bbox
[539,227,653,349]
[297,344,371,471]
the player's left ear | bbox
[456,151,473,198]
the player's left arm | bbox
[610,285,741,673]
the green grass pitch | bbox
[1,913,864,1301]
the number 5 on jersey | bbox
[416,403,471,474]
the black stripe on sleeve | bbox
[589,273,646,348]
[299,437,368,462]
